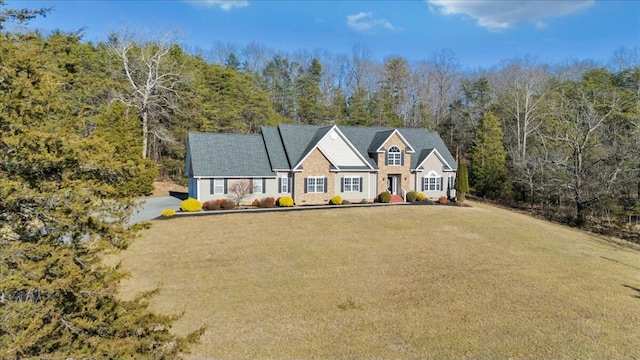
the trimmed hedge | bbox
[180,197,202,212]
[161,209,175,217]
[277,196,294,207]
[416,193,426,201]
[258,197,276,208]
[406,191,418,202]
[377,191,391,203]
[329,195,343,205]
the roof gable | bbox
[370,129,416,153]
[415,148,453,171]
[294,125,373,170]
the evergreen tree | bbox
[297,58,326,124]
[469,112,509,198]
[0,9,200,358]
[454,161,469,203]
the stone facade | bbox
[375,133,412,195]
[294,148,334,205]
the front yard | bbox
[116,202,640,359]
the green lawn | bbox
[116,202,640,359]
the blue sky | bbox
[12,0,640,69]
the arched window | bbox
[422,171,442,191]
[387,146,401,166]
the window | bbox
[280,176,289,193]
[423,172,442,191]
[212,179,225,194]
[306,177,325,193]
[448,175,454,190]
[253,178,263,194]
[342,176,361,192]
[387,146,402,166]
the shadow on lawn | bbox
[622,284,640,299]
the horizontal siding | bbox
[318,130,368,167]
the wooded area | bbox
[0,1,638,357]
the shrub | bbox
[438,196,448,205]
[251,198,260,207]
[180,197,202,212]
[220,199,236,210]
[342,199,351,205]
[377,191,391,203]
[416,193,426,201]
[278,196,294,207]
[329,195,343,205]
[258,197,276,208]
[161,209,175,217]
[406,191,418,202]
[203,200,221,211]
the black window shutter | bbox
[210,180,214,194]
[421,178,425,191]
[223,179,228,194]
[304,178,308,193]
[278,177,282,193]
[340,177,344,192]
[323,177,328,193]
[288,177,292,193]
[385,150,389,165]
[262,178,266,193]
[400,150,405,166]
[440,177,443,191]
[359,177,363,192]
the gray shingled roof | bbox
[367,129,395,153]
[186,125,457,177]
[186,133,275,177]
[339,126,457,170]
[400,128,457,169]
[260,126,289,170]
[277,124,323,167]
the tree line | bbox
[0,1,638,357]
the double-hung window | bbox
[252,178,263,193]
[343,177,360,192]
[423,172,442,191]
[307,177,325,193]
[280,176,289,193]
[387,146,402,166]
[212,179,225,194]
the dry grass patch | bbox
[117,201,640,359]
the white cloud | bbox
[428,0,593,31]
[192,0,249,11]
[346,12,400,33]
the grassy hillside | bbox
[117,202,640,359]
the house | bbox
[185,124,457,205]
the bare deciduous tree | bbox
[229,180,253,206]
[545,83,620,224]
[108,31,182,159]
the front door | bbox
[387,175,397,195]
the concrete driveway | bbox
[129,196,182,225]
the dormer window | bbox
[387,146,402,166]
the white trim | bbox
[387,145,402,166]
[423,171,442,191]
[280,176,289,193]
[212,179,225,194]
[412,148,453,172]
[294,141,341,171]
[293,125,374,171]
[342,176,361,192]
[375,129,416,153]
[307,176,325,193]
